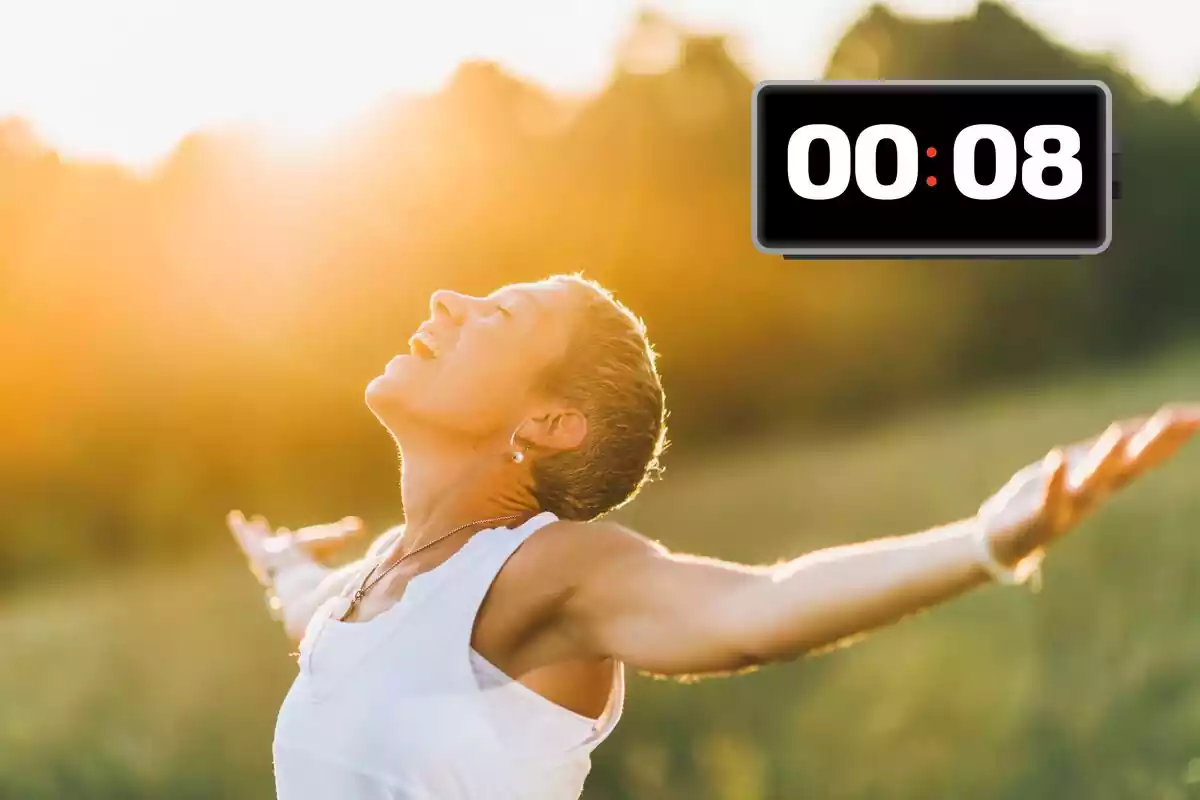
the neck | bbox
[396,430,539,550]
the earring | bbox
[509,428,526,464]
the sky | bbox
[0,0,1196,167]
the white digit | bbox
[854,124,919,200]
[953,124,1018,200]
[787,124,851,200]
[1022,125,1082,200]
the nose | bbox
[429,289,473,324]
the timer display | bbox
[752,81,1112,257]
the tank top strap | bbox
[441,511,561,635]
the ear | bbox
[523,407,588,454]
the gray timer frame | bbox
[750,79,1113,258]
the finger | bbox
[1066,416,1146,456]
[317,517,363,537]
[1125,407,1173,462]
[293,519,366,556]
[1068,423,1125,492]
[1042,447,1071,532]
[1075,424,1128,501]
[1126,404,1200,457]
[227,512,262,560]
[227,510,251,544]
[245,514,275,541]
[1158,402,1200,423]
[1062,417,1143,486]
[1064,426,1129,518]
[229,510,274,553]
[296,517,364,543]
[1119,406,1200,483]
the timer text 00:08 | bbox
[787,123,1082,201]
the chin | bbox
[365,368,411,416]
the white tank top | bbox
[273,511,625,800]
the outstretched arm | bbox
[552,406,1198,677]
[227,513,397,640]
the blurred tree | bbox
[2,2,1200,583]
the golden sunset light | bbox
[6,0,1200,797]
[1,0,1198,167]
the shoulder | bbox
[484,519,667,648]
[503,518,668,595]
[530,517,665,560]
[478,520,665,670]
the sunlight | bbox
[239,85,383,157]
[252,104,363,153]
[1,0,1199,167]
[0,0,637,167]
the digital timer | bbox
[788,123,1082,201]
[752,81,1113,257]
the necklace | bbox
[338,513,525,622]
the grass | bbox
[4,345,1200,799]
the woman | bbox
[229,274,1197,800]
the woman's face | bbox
[366,279,579,442]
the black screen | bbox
[753,82,1110,256]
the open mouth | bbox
[408,331,438,360]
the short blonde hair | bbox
[530,274,668,520]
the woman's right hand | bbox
[227,511,363,585]
[285,516,366,557]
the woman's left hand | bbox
[979,404,1200,572]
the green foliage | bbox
[3,3,1200,584]
[4,342,1200,799]
[5,3,1200,795]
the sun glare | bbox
[256,107,359,152]
[241,91,384,159]
[2,0,1199,168]
[0,0,635,168]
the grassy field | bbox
[5,347,1200,800]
